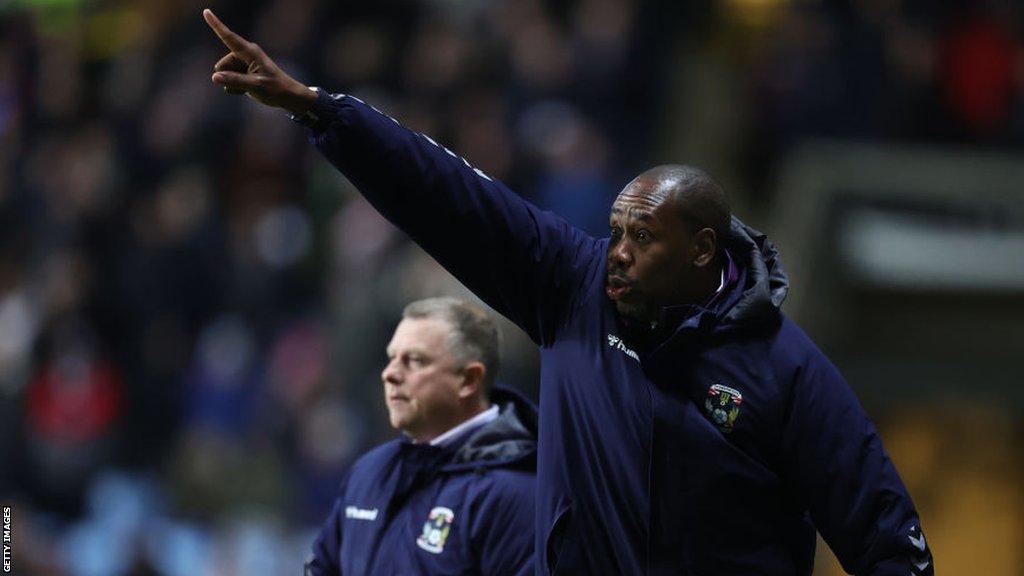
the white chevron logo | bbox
[908,528,929,573]
[909,532,926,552]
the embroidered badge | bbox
[416,506,455,554]
[704,383,743,433]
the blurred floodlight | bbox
[721,0,788,27]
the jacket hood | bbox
[443,386,538,472]
[719,216,789,327]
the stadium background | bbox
[1,0,1022,573]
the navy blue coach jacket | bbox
[297,89,934,575]
[305,387,537,575]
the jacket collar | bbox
[428,405,499,448]
[617,216,788,363]
[393,387,538,474]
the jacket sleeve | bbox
[778,351,933,576]
[467,472,536,576]
[302,90,601,345]
[304,475,350,576]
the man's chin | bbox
[388,413,410,432]
[613,299,650,323]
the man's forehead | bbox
[621,174,678,202]
[387,317,450,351]
[612,179,677,218]
[609,203,654,221]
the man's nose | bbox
[609,239,633,268]
[382,360,402,384]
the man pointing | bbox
[203,9,933,575]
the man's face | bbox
[382,317,464,442]
[606,176,696,323]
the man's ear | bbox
[458,362,486,399]
[692,227,717,268]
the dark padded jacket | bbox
[305,387,537,575]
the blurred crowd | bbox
[0,0,1021,574]
[741,0,1024,195]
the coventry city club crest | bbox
[704,383,743,433]
[416,506,455,554]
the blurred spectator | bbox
[24,320,122,515]
[938,13,1017,138]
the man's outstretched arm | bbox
[203,9,600,345]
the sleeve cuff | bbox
[288,87,345,133]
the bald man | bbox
[203,10,933,576]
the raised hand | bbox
[203,9,317,115]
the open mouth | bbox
[605,276,633,300]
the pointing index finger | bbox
[203,9,251,54]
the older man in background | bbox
[305,297,537,576]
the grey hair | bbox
[402,297,501,392]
